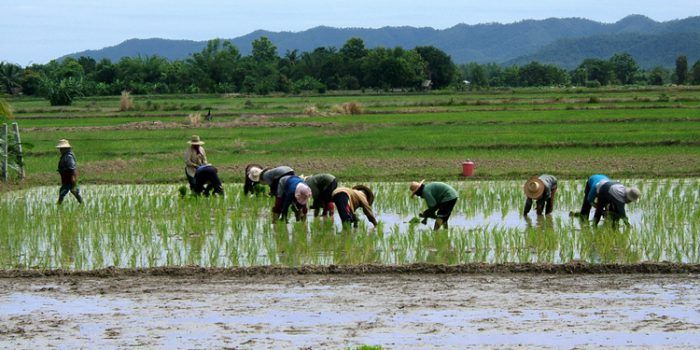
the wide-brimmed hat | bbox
[55,139,71,148]
[409,180,425,196]
[187,135,204,145]
[248,167,262,182]
[295,183,312,205]
[626,187,641,202]
[524,176,545,199]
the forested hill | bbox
[62,15,700,67]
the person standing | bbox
[410,180,458,230]
[304,173,338,217]
[184,135,208,191]
[56,139,83,204]
[332,185,378,228]
[523,174,558,216]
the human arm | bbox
[523,198,533,216]
[362,204,378,227]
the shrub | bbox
[187,113,202,126]
[119,91,134,111]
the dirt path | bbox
[1,274,699,349]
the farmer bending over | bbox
[273,175,311,222]
[260,166,295,197]
[523,174,558,216]
[304,173,338,217]
[244,164,264,196]
[192,164,224,197]
[410,180,458,230]
[184,135,207,191]
[332,185,378,228]
[593,181,640,227]
[571,174,609,219]
[56,139,83,205]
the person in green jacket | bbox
[303,173,338,217]
[410,180,458,230]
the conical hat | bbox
[55,139,71,148]
[409,180,425,196]
[524,176,545,199]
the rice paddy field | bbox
[2,87,700,349]
[0,179,698,270]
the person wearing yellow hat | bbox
[523,174,558,216]
[244,164,264,196]
[410,180,458,230]
[55,139,83,204]
[593,181,640,227]
[184,135,208,191]
[331,185,378,228]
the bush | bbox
[42,77,83,106]
[119,91,134,111]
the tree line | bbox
[2,37,700,105]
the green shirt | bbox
[305,173,336,197]
[421,182,458,209]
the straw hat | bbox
[294,183,312,205]
[409,180,425,196]
[248,167,262,182]
[55,139,72,148]
[523,176,545,199]
[626,187,641,202]
[187,135,205,145]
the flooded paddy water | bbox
[0,179,697,269]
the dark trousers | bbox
[269,171,295,197]
[435,198,457,222]
[313,179,338,216]
[58,171,82,203]
[193,167,224,196]
[333,192,356,225]
[580,182,593,217]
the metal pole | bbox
[1,123,7,182]
[12,122,23,179]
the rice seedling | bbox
[0,179,697,269]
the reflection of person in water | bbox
[525,214,554,230]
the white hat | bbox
[294,183,312,205]
[187,135,205,145]
[55,139,71,148]
[248,167,262,182]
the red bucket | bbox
[462,161,475,177]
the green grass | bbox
[3,87,698,185]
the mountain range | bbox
[63,15,700,69]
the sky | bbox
[1,0,698,65]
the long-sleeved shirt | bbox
[57,150,77,173]
[524,174,558,215]
[279,175,305,220]
[594,181,628,225]
[184,147,207,177]
[305,173,336,199]
[586,174,610,205]
[260,166,294,185]
[244,163,263,195]
[420,182,458,212]
[332,187,377,226]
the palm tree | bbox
[0,63,22,95]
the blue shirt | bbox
[586,174,610,204]
[280,175,305,218]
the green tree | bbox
[577,58,614,86]
[675,55,688,85]
[691,60,700,85]
[609,53,639,85]
[414,46,456,89]
[41,77,83,106]
[251,37,278,63]
[647,66,669,86]
[0,62,23,95]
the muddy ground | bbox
[1,272,699,349]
